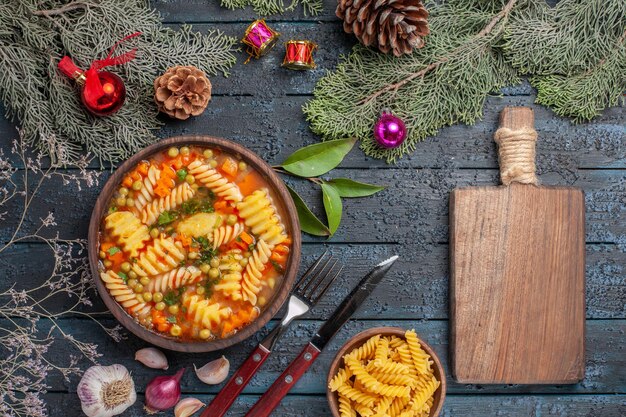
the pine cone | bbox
[154,66,211,120]
[337,0,429,56]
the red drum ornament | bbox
[282,40,317,70]
[373,110,407,149]
[242,19,280,62]
[57,32,140,116]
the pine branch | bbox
[303,0,522,163]
[0,0,238,165]
[220,0,322,16]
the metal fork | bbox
[200,251,343,417]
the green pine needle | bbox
[220,0,322,16]
[0,0,238,165]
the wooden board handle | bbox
[494,107,538,186]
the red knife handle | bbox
[200,344,271,417]
[245,342,321,417]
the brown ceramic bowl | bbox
[327,327,446,417]
[88,136,301,352]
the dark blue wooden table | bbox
[0,1,624,415]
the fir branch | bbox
[0,0,238,165]
[504,0,626,121]
[304,0,522,163]
[220,0,323,16]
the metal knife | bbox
[244,255,399,417]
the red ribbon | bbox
[82,32,141,104]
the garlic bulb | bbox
[175,397,206,417]
[194,356,230,385]
[135,347,169,370]
[78,364,136,417]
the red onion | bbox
[144,368,185,413]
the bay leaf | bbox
[321,183,342,236]
[281,138,356,177]
[326,178,385,198]
[287,186,330,236]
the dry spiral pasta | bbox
[345,334,380,361]
[405,330,433,375]
[330,330,440,417]
[213,250,244,300]
[187,159,243,202]
[141,182,195,225]
[131,236,186,277]
[236,189,287,247]
[104,211,150,257]
[210,222,245,250]
[241,239,272,305]
[338,393,356,417]
[146,266,202,293]
[100,270,151,317]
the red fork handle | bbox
[200,344,271,417]
[245,342,321,417]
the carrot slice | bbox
[136,161,149,176]
[221,157,238,177]
[239,231,254,246]
[274,244,290,255]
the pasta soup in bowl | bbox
[88,136,301,352]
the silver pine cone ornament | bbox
[336,0,430,56]
[154,66,212,120]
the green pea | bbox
[150,228,159,239]
[239,258,248,267]
[199,329,211,339]
[203,149,213,158]
[238,161,247,171]
[132,180,142,191]
[127,279,138,288]
[199,263,211,274]
[196,286,206,295]
[168,304,180,314]
[209,159,218,168]
[120,262,131,273]
[133,283,144,293]
[99,250,106,259]
[153,292,163,303]
[185,174,195,184]
[136,294,145,303]
[170,325,182,337]
[155,302,165,311]
[140,277,150,286]
[180,146,190,156]
[118,187,129,196]
[208,268,220,279]
[209,258,220,268]
[126,198,135,207]
[142,292,153,302]
[226,214,238,226]
[116,197,126,207]
[128,270,138,280]
[103,260,112,268]
[167,147,179,158]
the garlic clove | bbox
[194,356,230,385]
[135,347,169,370]
[174,397,206,417]
[78,364,136,417]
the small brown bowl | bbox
[88,135,301,352]
[327,327,446,417]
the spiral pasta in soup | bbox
[98,145,291,341]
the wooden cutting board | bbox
[449,107,585,384]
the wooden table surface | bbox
[0,1,624,415]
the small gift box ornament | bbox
[241,19,280,62]
[282,40,318,70]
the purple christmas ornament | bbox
[373,111,407,149]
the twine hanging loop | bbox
[494,126,538,186]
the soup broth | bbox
[98,145,291,341]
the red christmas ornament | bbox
[58,32,140,116]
